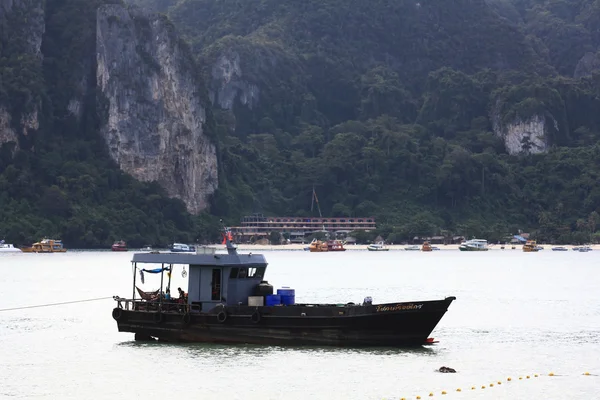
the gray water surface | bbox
[1,250,599,399]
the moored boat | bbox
[327,239,346,251]
[308,238,328,252]
[421,241,433,252]
[578,245,592,252]
[522,240,540,252]
[170,243,196,253]
[404,245,420,251]
[20,239,67,253]
[111,224,456,347]
[459,239,489,251]
[551,246,568,251]
[367,241,389,251]
[112,240,127,252]
[0,240,22,253]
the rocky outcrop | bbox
[96,4,218,214]
[491,105,552,155]
[0,0,44,148]
[574,52,600,79]
[210,50,260,110]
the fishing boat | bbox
[404,245,420,251]
[170,243,196,253]
[367,241,389,251]
[459,239,489,252]
[20,239,67,253]
[0,240,22,253]
[421,241,433,252]
[578,246,592,252]
[308,238,329,252]
[111,224,456,347]
[111,240,127,252]
[522,240,540,252]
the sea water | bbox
[0,250,598,399]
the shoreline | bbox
[194,243,600,251]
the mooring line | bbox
[0,297,113,312]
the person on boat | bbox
[165,289,171,300]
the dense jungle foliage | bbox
[2,0,600,246]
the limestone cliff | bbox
[0,0,44,148]
[210,49,260,110]
[491,100,554,155]
[96,4,218,214]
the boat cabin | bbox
[130,243,268,313]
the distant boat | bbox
[551,246,568,251]
[459,239,489,252]
[140,246,153,252]
[170,243,196,253]
[111,240,127,252]
[21,238,67,253]
[523,240,540,252]
[404,245,420,251]
[0,240,22,253]
[367,242,389,251]
[578,246,592,252]
[421,241,433,252]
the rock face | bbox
[492,111,552,155]
[96,5,218,214]
[574,52,600,79]
[210,50,260,110]
[0,0,45,148]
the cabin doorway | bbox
[211,268,221,301]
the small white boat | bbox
[459,239,489,251]
[367,242,389,251]
[140,246,153,252]
[170,243,196,253]
[404,245,420,251]
[578,246,592,252]
[0,240,22,253]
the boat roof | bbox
[131,250,267,266]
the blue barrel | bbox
[265,294,281,306]
[277,287,295,305]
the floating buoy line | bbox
[0,296,113,312]
[394,372,596,400]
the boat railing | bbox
[113,296,200,313]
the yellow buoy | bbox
[519,377,522,380]
[584,372,590,376]
[471,387,475,390]
[456,388,461,392]
[441,391,447,395]
[481,386,486,389]
[507,377,512,381]
[549,372,554,376]
[497,381,502,385]
[416,396,421,399]
[490,384,494,387]
[534,374,538,377]
[526,376,530,379]
[429,393,434,397]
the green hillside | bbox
[2,0,600,246]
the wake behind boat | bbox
[111,224,456,347]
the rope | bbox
[0,296,113,312]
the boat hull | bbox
[367,248,389,251]
[113,297,455,347]
[458,246,488,251]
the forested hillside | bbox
[2,0,600,247]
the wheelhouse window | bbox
[229,268,239,278]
